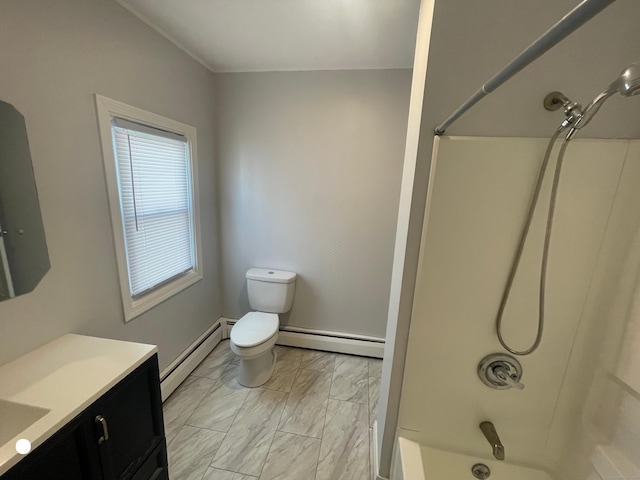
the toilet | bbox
[230,267,297,387]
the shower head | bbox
[617,61,640,97]
[571,60,640,132]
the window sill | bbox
[124,269,202,322]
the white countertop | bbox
[0,334,157,475]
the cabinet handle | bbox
[95,415,109,444]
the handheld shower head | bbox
[617,61,640,97]
[570,60,640,133]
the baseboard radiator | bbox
[160,317,385,402]
[223,317,385,358]
[159,320,222,401]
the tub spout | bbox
[480,421,505,461]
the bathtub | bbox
[392,437,554,480]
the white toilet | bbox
[230,267,297,387]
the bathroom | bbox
[0,0,639,480]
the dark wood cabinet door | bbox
[1,354,166,480]
[95,356,166,480]
[2,411,102,480]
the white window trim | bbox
[95,94,203,322]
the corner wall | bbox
[0,0,221,370]
[214,70,411,339]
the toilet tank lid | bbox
[246,268,297,284]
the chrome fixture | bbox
[472,463,491,479]
[543,91,583,120]
[480,422,505,461]
[568,60,640,137]
[495,125,571,356]
[95,415,110,444]
[495,60,640,357]
[478,353,524,390]
[545,60,640,138]
[480,421,505,461]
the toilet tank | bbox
[246,268,297,313]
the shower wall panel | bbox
[397,136,629,470]
[549,141,640,480]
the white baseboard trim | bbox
[221,317,230,339]
[223,317,385,358]
[371,421,388,480]
[277,329,384,358]
[160,320,222,401]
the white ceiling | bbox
[116,0,420,73]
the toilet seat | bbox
[231,312,279,347]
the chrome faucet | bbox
[480,421,505,461]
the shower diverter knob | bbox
[478,353,524,390]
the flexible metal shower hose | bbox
[496,128,572,355]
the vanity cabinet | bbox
[1,355,167,480]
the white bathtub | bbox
[392,437,555,480]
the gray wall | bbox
[0,0,221,370]
[215,70,411,338]
[424,0,640,139]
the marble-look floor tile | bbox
[274,345,304,360]
[167,425,226,480]
[329,355,369,404]
[368,358,383,378]
[191,342,235,380]
[315,399,370,480]
[203,468,257,480]
[259,431,321,480]
[223,337,241,365]
[368,376,381,427]
[261,346,304,393]
[162,375,216,445]
[278,369,331,438]
[187,364,249,432]
[300,350,336,372]
[211,388,288,476]
[213,339,233,356]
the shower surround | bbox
[396,136,640,479]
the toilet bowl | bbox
[230,312,280,387]
[229,268,297,387]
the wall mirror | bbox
[0,100,50,301]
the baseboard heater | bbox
[159,321,222,401]
[224,318,385,358]
[159,318,384,402]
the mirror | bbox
[0,100,49,301]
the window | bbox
[95,95,202,321]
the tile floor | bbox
[162,340,382,480]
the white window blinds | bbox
[111,118,195,298]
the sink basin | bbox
[0,399,49,447]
